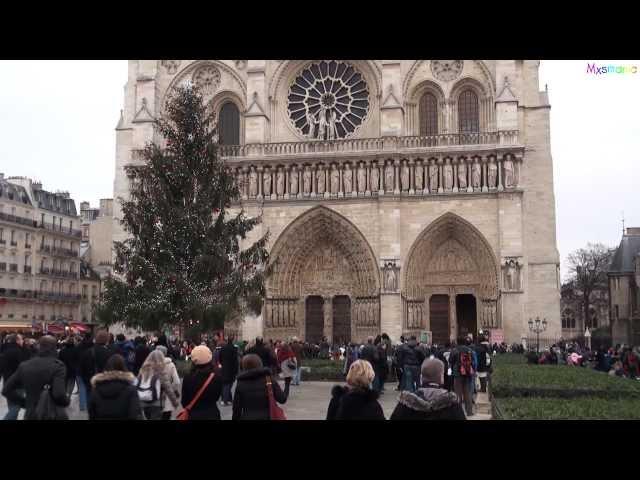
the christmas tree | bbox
[97,85,270,333]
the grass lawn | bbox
[490,353,640,419]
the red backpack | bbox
[459,350,475,376]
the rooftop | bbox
[609,228,640,274]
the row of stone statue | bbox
[263,299,298,328]
[238,155,520,199]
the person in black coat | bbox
[2,336,70,420]
[396,336,425,392]
[80,330,116,398]
[232,353,290,420]
[326,359,385,420]
[1,334,31,420]
[219,338,239,406]
[133,336,151,376]
[245,337,277,373]
[58,338,78,396]
[390,357,466,421]
[88,354,143,420]
[180,345,223,420]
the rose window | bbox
[192,64,221,95]
[287,61,370,140]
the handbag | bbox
[265,377,286,420]
[33,384,68,421]
[176,372,215,421]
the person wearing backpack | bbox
[180,345,223,420]
[449,336,476,417]
[135,350,179,420]
[114,334,136,372]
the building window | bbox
[615,305,619,319]
[419,92,438,136]
[458,89,480,134]
[562,309,576,329]
[41,213,45,226]
[218,101,240,146]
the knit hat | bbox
[190,345,213,365]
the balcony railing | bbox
[9,264,18,273]
[37,221,82,238]
[0,289,81,302]
[0,211,38,228]
[38,268,79,280]
[24,266,32,274]
[218,131,520,159]
[39,245,79,258]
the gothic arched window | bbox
[458,89,479,134]
[419,92,438,136]
[218,101,240,146]
[562,309,576,329]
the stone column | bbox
[452,158,458,193]
[323,295,333,342]
[466,158,473,193]
[364,160,371,196]
[409,158,415,195]
[242,167,249,200]
[338,163,344,198]
[438,157,444,193]
[393,159,400,195]
[497,156,504,191]
[449,290,457,342]
[481,157,489,193]
[257,166,263,200]
[310,164,316,198]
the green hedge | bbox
[495,396,640,420]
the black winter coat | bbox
[80,344,117,390]
[219,342,239,384]
[475,342,492,373]
[0,343,30,382]
[232,367,289,420]
[326,385,385,420]
[58,344,78,380]
[359,344,378,367]
[2,352,70,420]
[181,364,223,420]
[88,370,143,420]
[245,345,277,370]
[390,385,466,420]
[397,341,425,368]
[134,344,151,376]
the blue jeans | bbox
[76,375,88,411]
[292,367,302,385]
[402,366,419,392]
[4,400,21,420]
[222,383,233,403]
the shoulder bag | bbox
[176,372,215,421]
[33,384,68,421]
[265,376,286,420]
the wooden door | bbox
[332,296,351,345]
[305,296,324,344]
[429,294,450,345]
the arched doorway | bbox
[265,206,380,343]
[403,213,499,342]
[305,296,324,344]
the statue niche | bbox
[502,258,522,291]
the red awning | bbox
[69,322,90,333]
[47,324,65,334]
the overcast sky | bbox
[0,60,638,279]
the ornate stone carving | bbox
[357,163,366,193]
[430,60,463,82]
[263,168,272,196]
[303,166,312,195]
[385,162,394,192]
[503,157,515,188]
[382,261,400,292]
[502,258,522,291]
[370,163,379,192]
[343,164,353,194]
[472,161,482,189]
[276,167,285,196]
[161,60,181,75]
[458,161,467,189]
[330,165,340,194]
[192,64,221,96]
[429,160,438,192]
[488,160,497,189]
[401,161,410,191]
[290,166,299,195]
[415,162,424,190]
[248,167,258,197]
[235,60,247,70]
[443,160,453,191]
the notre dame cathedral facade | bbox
[113,60,561,345]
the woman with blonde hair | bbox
[326,359,385,420]
[135,349,179,420]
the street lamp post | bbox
[528,316,548,354]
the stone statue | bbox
[429,162,438,192]
[401,162,410,191]
[317,167,325,194]
[343,164,353,193]
[290,167,299,195]
[505,260,519,290]
[444,162,453,190]
[317,107,328,140]
[330,165,339,194]
[357,163,366,193]
[249,167,258,197]
[385,163,394,192]
[488,161,497,188]
[370,164,379,191]
[303,166,312,195]
[327,110,337,141]
[415,163,424,190]
[472,162,481,189]
[458,162,467,189]
[504,157,515,188]
[263,169,272,196]
[384,264,397,291]
[276,168,284,196]
[306,110,317,139]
